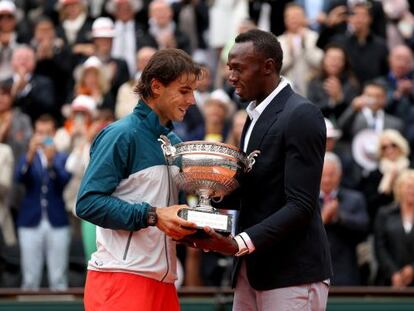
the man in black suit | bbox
[11,46,55,125]
[321,152,369,286]
[186,29,332,310]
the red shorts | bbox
[84,270,180,311]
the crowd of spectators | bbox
[1,0,414,290]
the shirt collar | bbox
[246,77,289,121]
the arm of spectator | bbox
[72,43,94,56]
[49,152,72,189]
[316,6,348,49]
[15,153,35,186]
[400,264,414,286]
[337,96,365,138]
[279,35,295,74]
[301,29,324,68]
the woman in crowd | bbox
[55,0,93,58]
[308,43,360,122]
[360,129,410,224]
[72,56,114,111]
[375,169,414,287]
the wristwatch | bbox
[147,206,158,226]
[233,235,249,257]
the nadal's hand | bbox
[156,205,197,240]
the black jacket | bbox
[323,188,369,285]
[229,85,332,290]
[374,203,414,286]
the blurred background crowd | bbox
[1,0,414,291]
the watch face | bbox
[148,213,157,226]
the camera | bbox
[42,136,54,146]
[364,96,376,106]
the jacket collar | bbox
[133,99,174,137]
[244,85,294,154]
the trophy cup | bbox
[158,135,260,235]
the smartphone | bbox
[43,136,54,146]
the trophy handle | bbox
[212,196,223,203]
[246,150,261,172]
[158,135,176,162]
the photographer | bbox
[15,114,71,290]
[338,79,404,142]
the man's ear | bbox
[263,58,276,75]
[150,79,164,97]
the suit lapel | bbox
[246,85,293,154]
[239,115,252,150]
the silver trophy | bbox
[158,135,260,235]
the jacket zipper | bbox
[160,234,169,281]
[123,232,133,260]
[160,149,172,281]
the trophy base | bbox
[178,208,232,236]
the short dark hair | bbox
[134,48,202,99]
[364,78,387,93]
[235,29,283,73]
[36,114,57,129]
[350,2,372,17]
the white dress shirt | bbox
[243,77,289,152]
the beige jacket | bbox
[0,143,16,245]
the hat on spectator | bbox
[106,0,142,15]
[352,129,379,172]
[0,0,15,15]
[92,17,115,38]
[325,118,342,139]
[204,89,236,119]
[71,95,97,116]
[83,56,103,69]
[74,56,104,81]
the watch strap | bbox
[147,206,158,226]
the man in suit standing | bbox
[15,114,71,290]
[187,29,332,310]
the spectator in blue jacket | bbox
[15,114,71,290]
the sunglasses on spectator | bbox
[0,14,14,20]
[381,143,398,151]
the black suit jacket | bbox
[374,203,414,286]
[232,85,332,290]
[323,188,369,286]
[14,75,55,125]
